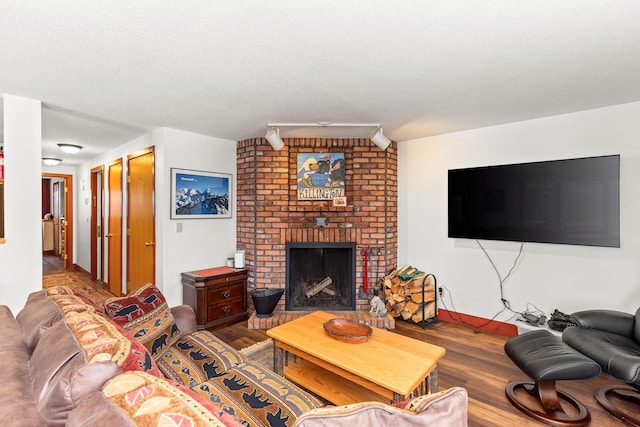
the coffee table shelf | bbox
[285,359,389,405]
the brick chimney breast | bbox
[236,137,398,312]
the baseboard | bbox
[437,309,518,337]
[72,263,87,274]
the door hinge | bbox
[127,175,131,183]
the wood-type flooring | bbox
[216,319,630,426]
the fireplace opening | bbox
[285,242,356,311]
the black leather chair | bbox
[562,307,640,426]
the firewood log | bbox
[404,300,420,315]
[305,276,333,298]
[411,302,436,323]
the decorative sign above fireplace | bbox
[297,152,345,200]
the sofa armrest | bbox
[171,305,198,335]
[570,309,635,338]
[293,387,468,427]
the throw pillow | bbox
[294,387,468,427]
[104,283,181,359]
[65,310,162,377]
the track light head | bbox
[265,127,285,151]
[371,127,391,150]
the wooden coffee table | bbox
[266,311,446,405]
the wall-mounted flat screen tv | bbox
[448,155,620,247]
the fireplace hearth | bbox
[286,242,356,311]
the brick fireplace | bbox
[236,137,398,313]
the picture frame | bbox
[170,168,232,219]
[297,152,346,200]
[333,196,347,207]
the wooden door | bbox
[90,166,104,281]
[126,147,155,293]
[107,159,123,296]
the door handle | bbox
[105,234,113,238]
[144,242,156,246]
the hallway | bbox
[42,254,65,275]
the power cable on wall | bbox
[438,240,527,334]
[476,240,524,314]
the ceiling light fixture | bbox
[265,127,285,151]
[370,127,391,150]
[42,158,62,166]
[57,143,83,154]
[266,122,392,150]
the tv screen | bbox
[448,155,620,247]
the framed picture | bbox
[170,168,232,219]
[297,152,345,200]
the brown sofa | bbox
[0,283,468,426]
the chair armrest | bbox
[570,309,635,338]
[171,305,198,335]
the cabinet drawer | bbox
[203,274,246,287]
[206,283,245,301]
[207,299,245,321]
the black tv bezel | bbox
[447,155,620,248]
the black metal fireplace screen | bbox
[285,242,356,311]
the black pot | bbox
[251,288,284,318]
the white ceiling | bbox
[1,1,640,166]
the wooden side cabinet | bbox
[181,267,248,330]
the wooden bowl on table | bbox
[323,318,373,344]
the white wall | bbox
[74,127,237,307]
[0,95,43,314]
[159,128,237,306]
[399,102,640,322]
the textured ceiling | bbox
[1,1,640,165]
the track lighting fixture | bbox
[265,127,285,151]
[265,122,392,150]
[57,143,83,154]
[370,127,391,150]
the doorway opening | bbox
[42,172,73,275]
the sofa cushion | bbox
[192,360,323,427]
[157,330,247,387]
[293,387,468,427]
[0,306,47,426]
[16,295,64,350]
[30,319,123,426]
[67,371,242,427]
[104,283,181,359]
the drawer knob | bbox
[222,290,231,298]
[222,306,231,314]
